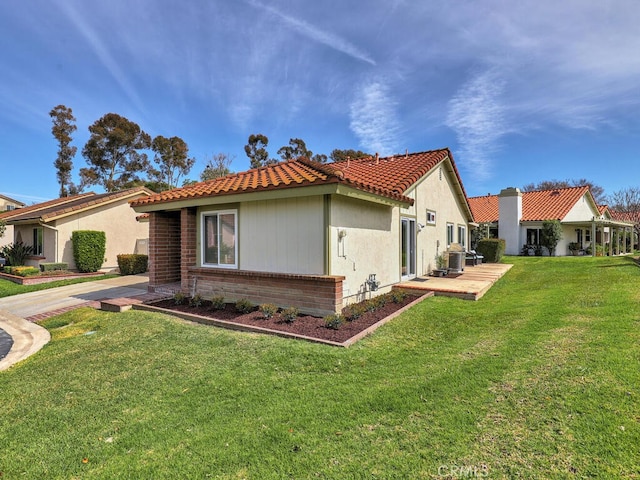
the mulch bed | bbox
[147,294,425,345]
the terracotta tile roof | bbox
[131,148,467,209]
[467,195,499,224]
[610,209,640,223]
[469,186,593,223]
[1,187,153,224]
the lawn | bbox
[1,256,639,478]
[0,273,119,298]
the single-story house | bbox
[131,149,475,315]
[0,187,152,271]
[468,186,634,256]
[0,193,26,250]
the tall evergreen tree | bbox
[244,134,271,168]
[49,105,78,197]
[150,135,195,189]
[80,113,152,192]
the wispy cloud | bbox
[445,70,508,180]
[349,81,401,155]
[53,0,145,113]
[246,0,376,66]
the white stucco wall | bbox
[563,193,597,222]
[238,196,325,274]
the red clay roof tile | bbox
[130,149,467,209]
[469,186,593,223]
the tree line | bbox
[50,105,371,196]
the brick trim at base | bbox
[182,267,344,317]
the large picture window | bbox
[201,210,237,268]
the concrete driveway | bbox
[0,274,150,371]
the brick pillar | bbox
[181,207,197,293]
[148,211,181,287]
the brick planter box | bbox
[0,271,106,286]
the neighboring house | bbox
[0,194,26,250]
[468,186,634,256]
[131,149,475,315]
[609,209,640,250]
[0,187,152,271]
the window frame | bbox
[457,224,467,249]
[33,227,44,256]
[446,222,454,247]
[426,209,436,225]
[200,209,238,269]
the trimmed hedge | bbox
[40,262,69,272]
[117,254,148,275]
[476,238,506,263]
[72,230,106,273]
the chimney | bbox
[375,153,379,165]
[498,187,522,255]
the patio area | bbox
[396,263,513,300]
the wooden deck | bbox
[395,263,513,301]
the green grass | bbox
[0,273,119,298]
[1,256,639,478]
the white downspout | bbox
[39,222,59,263]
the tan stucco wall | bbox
[13,199,148,270]
[329,196,397,303]
[329,160,471,303]
[407,163,471,275]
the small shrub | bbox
[117,254,148,275]
[259,303,278,319]
[281,306,299,324]
[210,295,225,310]
[343,303,366,321]
[476,238,505,263]
[6,266,40,277]
[40,262,69,272]
[364,298,378,312]
[173,292,186,305]
[390,290,408,303]
[324,313,344,330]
[235,298,254,314]
[189,294,203,307]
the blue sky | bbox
[1,0,639,205]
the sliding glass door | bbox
[401,217,416,279]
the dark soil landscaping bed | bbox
[144,292,427,346]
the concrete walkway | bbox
[0,274,151,371]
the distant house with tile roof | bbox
[131,149,474,315]
[468,186,634,256]
[0,187,152,271]
[0,194,26,249]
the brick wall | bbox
[148,211,181,286]
[150,206,344,316]
[185,267,344,317]
[181,207,197,293]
